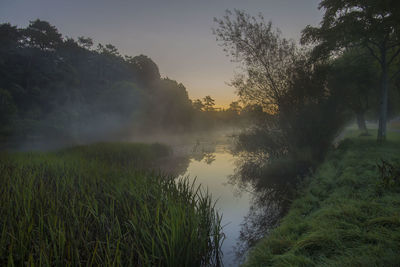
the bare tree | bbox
[213,9,297,112]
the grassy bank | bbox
[244,132,400,266]
[0,143,222,266]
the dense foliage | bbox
[328,48,380,134]
[301,0,400,142]
[0,20,246,150]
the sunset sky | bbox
[0,0,323,107]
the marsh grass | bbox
[0,142,223,266]
[243,131,400,266]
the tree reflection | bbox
[203,153,216,164]
[157,155,191,177]
[229,151,303,262]
[191,140,217,164]
[158,140,221,177]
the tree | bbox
[103,44,120,57]
[24,19,62,50]
[0,23,21,49]
[0,20,200,146]
[0,23,22,93]
[214,9,297,112]
[193,99,205,111]
[214,10,346,165]
[329,49,380,134]
[125,55,160,86]
[301,0,400,142]
[0,88,17,133]
[228,101,242,114]
[202,96,215,112]
[77,36,94,50]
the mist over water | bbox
[154,133,293,266]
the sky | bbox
[0,0,323,107]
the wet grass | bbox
[243,131,400,266]
[0,142,223,266]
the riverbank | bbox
[243,132,400,266]
[0,142,222,266]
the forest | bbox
[0,20,251,150]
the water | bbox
[177,144,252,266]
[161,132,291,266]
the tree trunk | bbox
[377,51,388,143]
[356,111,368,134]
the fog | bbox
[1,2,400,266]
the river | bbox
[154,131,288,266]
[178,143,252,266]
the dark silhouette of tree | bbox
[77,36,94,50]
[226,101,242,123]
[103,44,120,57]
[0,20,201,146]
[329,49,380,134]
[214,9,346,168]
[0,88,17,138]
[193,99,205,111]
[0,23,21,49]
[228,101,242,114]
[214,10,296,112]
[202,96,215,112]
[0,19,241,148]
[301,0,400,142]
[150,78,194,131]
[24,19,62,50]
[126,55,161,86]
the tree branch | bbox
[388,46,400,65]
[365,44,382,64]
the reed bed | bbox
[0,143,223,266]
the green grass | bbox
[341,127,400,142]
[0,142,223,266]
[243,131,400,266]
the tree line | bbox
[0,20,249,149]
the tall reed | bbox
[0,143,223,266]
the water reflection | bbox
[191,140,218,164]
[158,139,221,176]
[203,153,216,165]
[156,154,191,177]
[229,152,301,263]
[160,137,299,266]
[169,139,251,266]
